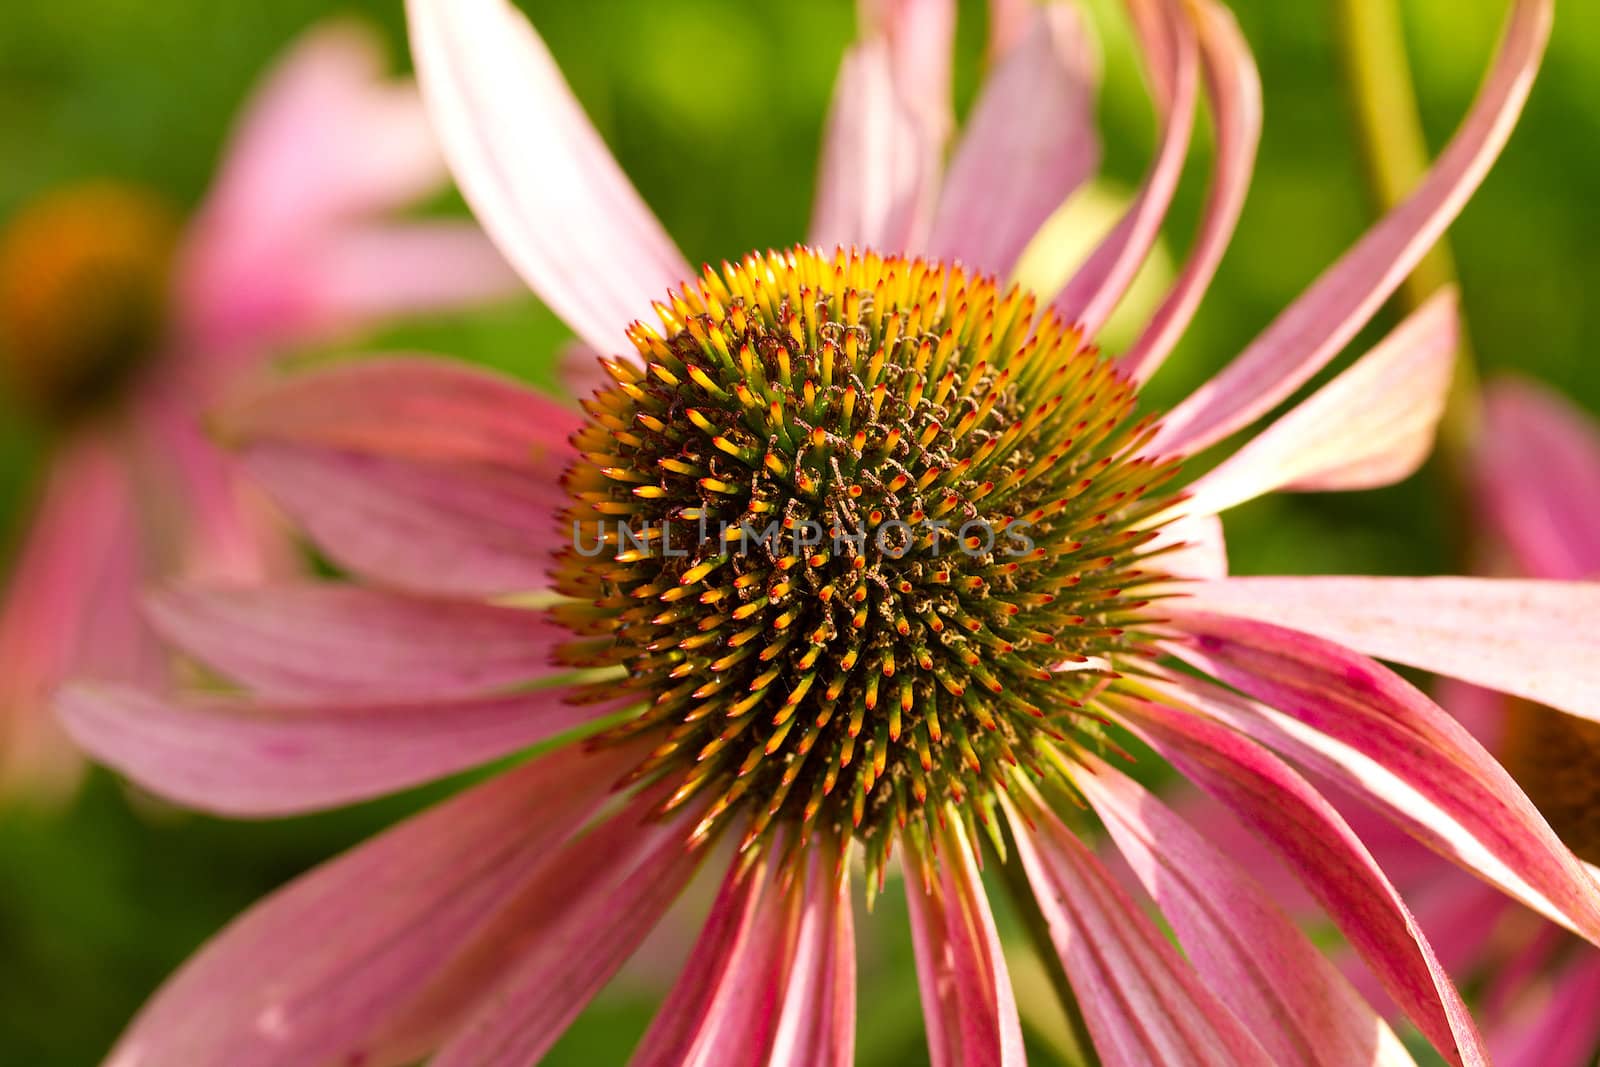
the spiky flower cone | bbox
[554,247,1184,877]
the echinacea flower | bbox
[0,19,516,799]
[57,0,1597,1064]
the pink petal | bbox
[808,38,939,255]
[1049,0,1197,339]
[768,841,856,1067]
[1118,0,1261,383]
[985,0,1032,61]
[219,356,582,468]
[0,434,147,798]
[242,443,563,598]
[135,385,298,586]
[146,584,560,701]
[1110,695,1491,1065]
[860,0,957,141]
[634,840,854,1067]
[1182,575,1600,723]
[1490,952,1600,1067]
[1157,613,1600,947]
[1178,289,1459,513]
[559,339,611,401]
[924,3,1099,279]
[194,19,445,253]
[1150,0,1553,456]
[56,682,613,817]
[1072,751,1416,1067]
[96,740,641,1067]
[405,0,691,356]
[1474,377,1600,579]
[1005,781,1276,1067]
[904,817,1025,1067]
[428,797,704,1067]
[292,222,522,340]
[1148,512,1228,580]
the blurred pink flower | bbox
[0,19,518,799]
[55,1,1599,1065]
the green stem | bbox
[990,825,1102,1067]
[1331,0,1480,467]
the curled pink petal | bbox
[1151,0,1553,456]
[925,3,1099,279]
[1073,750,1416,1067]
[405,0,690,356]
[1119,0,1261,383]
[1181,575,1600,723]
[242,443,563,598]
[1005,781,1276,1066]
[428,797,705,1067]
[1111,695,1490,1065]
[1475,377,1600,580]
[146,584,561,701]
[905,817,1025,1067]
[809,38,938,255]
[93,740,643,1067]
[1050,0,1196,339]
[1157,613,1600,947]
[56,682,614,817]
[219,356,581,468]
[1178,288,1458,513]
[769,842,856,1067]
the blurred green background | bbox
[1,0,1596,1063]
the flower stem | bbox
[990,824,1102,1067]
[1332,0,1480,464]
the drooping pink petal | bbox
[242,443,563,598]
[56,682,617,817]
[1490,952,1600,1067]
[633,839,854,1067]
[1181,575,1600,722]
[219,356,582,468]
[405,0,691,357]
[427,797,705,1067]
[1072,751,1416,1067]
[924,3,1099,279]
[629,856,770,1067]
[808,38,939,255]
[860,0,956,141]
[1178,289,1458,513]
[1005,781,1276,1067]
[1049,0,1197,339]
[290,222,522,340]
[145,584,560,701]
[1109,694,1491,1065]
[1118,0,1261,383]
[904,816,1025,1067]
[769,842,856,1067]
[1150,0,1553,456]
[0,434,147,798]
[1474,377,1600,580]
[1156,613,1600,946]
[94,740,641,1067]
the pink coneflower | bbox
[57,0,1597,1064]
[0,19,516,799]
